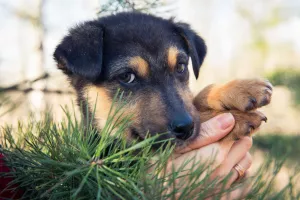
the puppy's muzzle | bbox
[170,113,194,140]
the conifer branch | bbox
[0,94,299,199]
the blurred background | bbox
[0,0,299,189]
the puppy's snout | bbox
[171,114,194,140]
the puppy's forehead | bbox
[104,32,184,60]
[97,13,190,77]
[101,15,186,57]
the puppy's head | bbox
[54,12,206,150]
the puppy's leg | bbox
[194,79,273,141]
[194,79,272,112]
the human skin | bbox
[168,113,253,199]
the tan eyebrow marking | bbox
[129,56,149,77]
[167,46,179,71]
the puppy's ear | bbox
[175,23,207,79]
[53,21,104,82]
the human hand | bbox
[166,113,253,199]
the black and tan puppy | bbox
[54,12,272,152]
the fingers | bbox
[168,138,253,199]
[208,150,252,200]
[223,137,252,171]
[178,113,235,153]
[210,137,253,180]
[226,152,252,187]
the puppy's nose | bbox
[172,115,194,140]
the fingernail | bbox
[216,113,234,130]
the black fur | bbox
[54,12,206,82]
[54,12,207,146]
[174,23,207,79]
[54,21,104,82]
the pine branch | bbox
[0,93,299,199]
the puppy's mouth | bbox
[130,116,200,151]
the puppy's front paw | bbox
[225,110,267,141]
[194,79,273,112]
[194,79,273,142]
[198,110,267,141]
[227,79,273,111]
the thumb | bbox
[185,113,235,151]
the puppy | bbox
[54,12,272,152]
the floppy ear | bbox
[175,23,207,79]
[53,21,104,82]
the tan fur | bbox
[194,79,272,112]
[177,85,195,114]
[194,79,273,142]
[122,92,169,141]
[84,86,112,129]
[85,85,144,141]
[132,92,168,139]
[167,46,179,71]
[129,56,149,77]
[145,93,167,127]
[84,84,169,142]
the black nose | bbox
[171,115,194,140]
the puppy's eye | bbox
[176,63,187,73]
[118,72,136,84]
